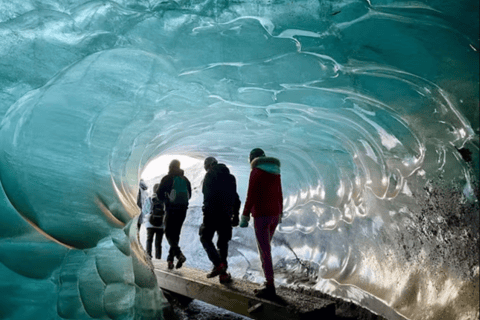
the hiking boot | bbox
[206,263,227,278]
[254,284,276,300]
[175,254,186,269]
[219,272,232,284]
[167,260,174,270]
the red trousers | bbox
[253,215,280,285]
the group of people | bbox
[137,148,283,299]
[137,159,191,269]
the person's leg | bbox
[165,208,187,258]
[216,222,232,267]
[253,215,280,298]
[216,221,233,284]
[199,222,222,267]
[253,216,278,286]
[175,208,187,260]
[164,209,185,259]
[164,212,176,262]
[154,228,164,259]
[268,215,279,244]
[146,228,155,257]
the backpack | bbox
[167,176,189,206]
[149,195,165,227]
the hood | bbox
[139,179,148,190]
[251,157,281,175]
[169,167,184,176]
[211,163,230,175]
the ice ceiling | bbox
[0,1,478,320]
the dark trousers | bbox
[164,206,187,261]
[199,215,232,268]
[146,228,164,259]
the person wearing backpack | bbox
[239,148,283,300]
[200,157,241,284]
[138,185,165,260]
[156,159,192,270]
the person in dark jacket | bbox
[200,157,241,284]
[156,160,192,270]
[240,148,283,299]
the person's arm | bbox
[138,197,151,227]
[137,205,143,227]
[203,170,213,197]
[279,176,283,213]
[240,169,258,227]
[156,176,171,202]
[242,169,258,218]
[233,185,241,216]
[202,170,216,207]
[137,189,142,208]
[186,177,192,199]
[231,176,241,227]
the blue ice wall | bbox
[0,1,478,320]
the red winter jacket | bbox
[242,157,283,218]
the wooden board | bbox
[153,260,335,320]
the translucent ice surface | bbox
[0,1,478,319]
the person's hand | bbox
[239,215,250,228]
[231,215,239,227]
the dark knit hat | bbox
[249,148,265,163]
[204,157,218,171]
[169,159,180,170]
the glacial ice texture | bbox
[0,0,478,319]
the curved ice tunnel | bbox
[0,1,478,320]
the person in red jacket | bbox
[239,148,283,299]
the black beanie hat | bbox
[204,157,217,170]
[169,159,180,170]
[249,148,265,163]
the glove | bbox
[239,215,250,228]
[231,215,239,227]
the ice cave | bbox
[0,0,478,319]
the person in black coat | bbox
[156,159,192,270]
[200,157,241,283]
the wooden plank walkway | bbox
[153,260,336,320]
